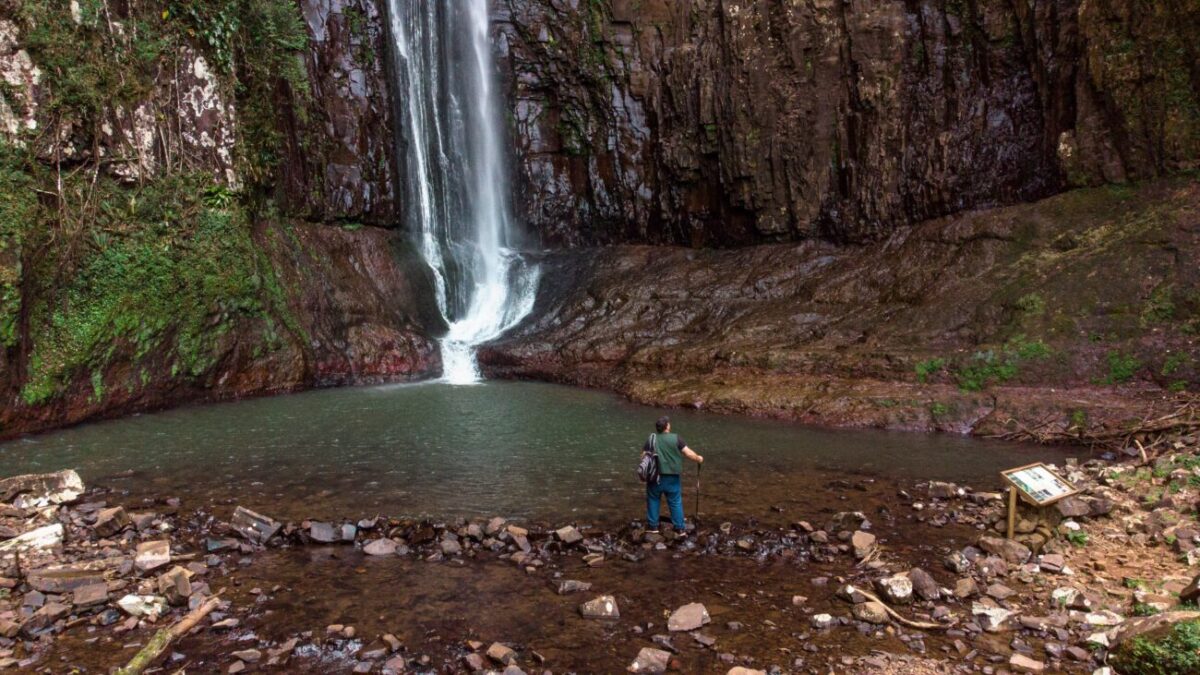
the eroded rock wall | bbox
[481,178,1200,435]
[497,0,1200,246]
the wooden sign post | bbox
[999,463,1079,540]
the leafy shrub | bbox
[1102,351,1142,385]
[914,358,946,383]
[1112,619,1200,675]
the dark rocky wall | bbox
[278,0,400,226]
[495,0,1200,247]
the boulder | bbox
[852,601,889,625]
[486,642,516,665]
[581,595,620,619]
[555,525,583,544]
[978,536,1031,565]
[93,506,131,537]
[627,647,670,673]
[874,574,913,605]
[850,531,876,558]
[810,613,834,629]
[156,565,192,605]
[364,538,399,556]
[0,470,83,505]
[668,603,711,631]
[972,603,1014,632]
[827,512,870,532]
[1055,496,1091,518]
[908,567,940,601]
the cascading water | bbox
[386,0,539,384]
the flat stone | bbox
[727,669,767,675]
[23,602,70,634]
[130,512,157,530]
[134,540,171,571]
[929,481,961,499]
[556,579,592,594]
[580,595,620,619]
[309,522,337,543]
[230,506,281,544]
[364,538,398,556]
[627,647,670,673]
[26,565,106,594]
[978,536,1031,565]
[1009,654,1044,673]
[1055,497,1091,518]
[73,582,108,608]
[668,603,711,631]
[231,649,262,663]
[486,642,516,665]
[555,525,583,544]
[954,578,979,598]
[986,583,1015,601]
[0,523,63,554]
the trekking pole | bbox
[694,462,702,523]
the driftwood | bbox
[845,585,946,631]
[115,595,221,675]
[985,394,1200,457]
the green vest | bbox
[655,433,683,475]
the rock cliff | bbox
[0,0,437,438]
[496,0,1199,246]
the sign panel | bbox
[1001,462,1078,506]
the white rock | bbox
[972,603,1014,632]
[810,613,834,629]
[0,523,63,555]
[117,594,168,619]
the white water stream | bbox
[386,0,538,384]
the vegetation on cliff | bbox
[0,0,311,412]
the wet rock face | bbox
[495,0,1199,246]
[278,0,399,225]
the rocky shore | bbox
[3,427,1200,673]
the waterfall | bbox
[386,0,539,384]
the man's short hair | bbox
[655,415,670,433]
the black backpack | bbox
[637,433,661,484]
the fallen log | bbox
[114,595,221,675]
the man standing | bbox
[645,415,704,534]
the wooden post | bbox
[1006,486,1018,540]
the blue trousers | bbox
[647,474,685,530]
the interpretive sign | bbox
[1000,462,1079,540]
[1001,463,1078,506]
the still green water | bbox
[0,381,1070,523]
